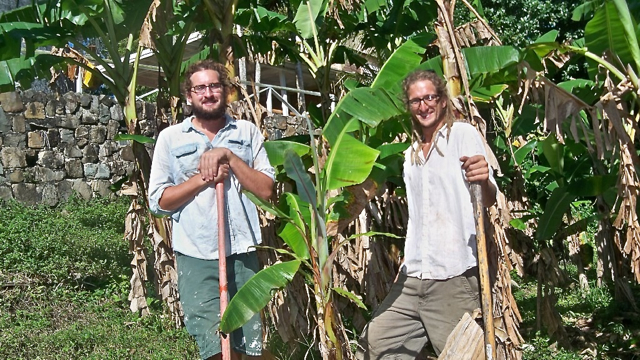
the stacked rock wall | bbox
[0,90,157,206]
[0,90,307,207]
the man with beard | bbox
[149,60,274,360]
[356,69,497,359]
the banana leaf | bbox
[585,0,640,78]
[324,118,380,191]
[293,0,327,39]
[264,141,311,167]
[219,260,301,333]
[535,186,576,241]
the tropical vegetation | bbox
[1,0,640,359]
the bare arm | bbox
[460,155,497,207]
[198,148,274,200]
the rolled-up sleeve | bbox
[463,124,498,203]
[148,131,175,217]
[251,127,275,180]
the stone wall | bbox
[0,90,309,207]
[0,90,157,206]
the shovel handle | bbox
[217,181,231,360]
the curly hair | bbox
[181,60,232,97]
[402,69,455,165]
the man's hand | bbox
[212,164,230,184]
[199,148,230,182]
[460,155,496,206]
[460,155,489,183]
[198,146,274,200]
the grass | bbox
[1,196,640,359]
[0,196,199,360]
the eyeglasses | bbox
[408,94,440,108]
[191,83,224,95]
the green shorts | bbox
[176,251,263,359]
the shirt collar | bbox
[411,125,448,152]
[181,114,236,133]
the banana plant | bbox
[0,0,152,102]
[138,0,199,122]
[220,116,381,359]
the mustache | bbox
[192,101,227,120]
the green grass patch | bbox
[0,196,131,286]
[0,196,199,360]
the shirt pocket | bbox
[227,139,252,165]
[170,143,201,176]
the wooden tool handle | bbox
[470,183,496,360]
[216,181,231,360]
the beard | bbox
[191,98,227,121]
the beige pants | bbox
[356,268,480,359]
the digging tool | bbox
[216,181,232,360]
[470,183,496,360]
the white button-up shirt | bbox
[148,115,275,260]
[402,122,497,280]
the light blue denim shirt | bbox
[148,115,275,260]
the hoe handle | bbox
[470,183,496,360]
[217,181,231,360]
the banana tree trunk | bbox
[433,1,521,359]
[123,42,183,326]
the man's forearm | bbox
[227,151,274,200]
[158,175,210,211]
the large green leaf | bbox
[323,87,403,146]
[611,0,640,73]
[284,150,317,208]
[277,193,311,260]
[371,35,431,90]
[585,0,640,78]
[278,222,310,260]
[323,37,431,146]
[558,79,600,104]
[333,287,367,309]
[220,260,301,333]
[513,140,537,166]
[324,119,380,191]
[236,6,297,33]
[244,191,291,221]
[363,0,386,13]
[0,54,65,92]
[572,0,599,21]
[471,84,509,102]
[377,142,410,159]
[536,186,576,241]
[342,88,403,128]
[462,46,521,78]
[541,135,564,181]
[293,0,327,39]
[567,175,617,197]
[264,140,311,166]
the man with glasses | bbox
[356,69,497,359]
[149,60,274,360]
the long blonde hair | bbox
[402,70,455,164]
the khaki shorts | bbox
[176,251,263,359]
[356,267,480,359]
